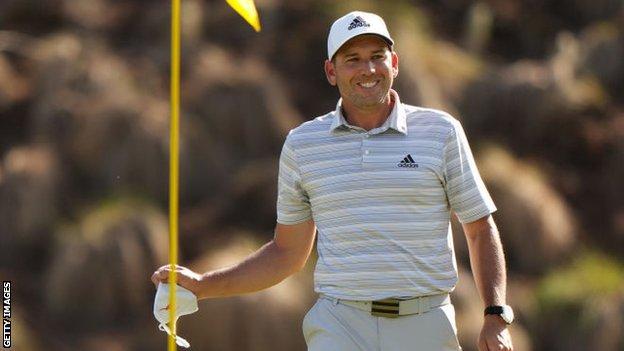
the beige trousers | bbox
[303,296,462,351]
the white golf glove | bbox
[153,283,199,348]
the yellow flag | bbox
[226,0,261,32]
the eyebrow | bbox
[342,49,387,59]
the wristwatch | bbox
[484,305,514,324]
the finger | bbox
[152,268,171,285]
[165,264,183,271]
[503,338,513,351]
[157,264,173,271]
[486,338,503,351]
[151,269,166,286]
[159,265,185,276]
[498,332,513,351]
[156,264,183,274]
[478,336,489,351]
[496,336,510,351]
[151,272,159,287]
[152,271,167,288]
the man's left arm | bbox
[462,214,514,351]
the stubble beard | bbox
[342,80,392,110]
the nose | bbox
[364,60,376,73]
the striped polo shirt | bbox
[277,90,496,300]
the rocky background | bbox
[1,0,623,350]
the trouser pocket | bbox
[302,299,320,342]
[437,303,462,350]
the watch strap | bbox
[484,305,504,316]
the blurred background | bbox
[1,0,623,350]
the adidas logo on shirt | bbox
[348,16,371,30]
[398,154,419,168]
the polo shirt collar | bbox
[330,89,407,135]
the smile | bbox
[357,80,379,89]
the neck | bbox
[341,93,394,131]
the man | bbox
[152,11,514,351]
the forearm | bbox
[465,217,507,306]
[197,239,302,299]
[151,221,316,300]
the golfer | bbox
[152,11,514,351]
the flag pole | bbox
[168,0,181,350]
[165,1,258,350]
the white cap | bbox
[153,283,199,348]
[327,11,394,60]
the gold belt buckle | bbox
[371,298,400,318]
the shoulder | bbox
[403,104,459,127]
[284,111,335,146]
[402,104,462,136]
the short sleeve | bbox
[276,135,312,224]
[443,120,496,223]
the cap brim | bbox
[330,33,394,60]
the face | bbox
[325,35,398,110]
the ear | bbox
[324,59,337,86]
[391,51,399,78]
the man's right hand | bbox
[149,220,317,300]
[151,264,204,297]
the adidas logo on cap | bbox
[348,16,371,30]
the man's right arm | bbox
[151,220,316,300]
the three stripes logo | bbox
[398,154,418,168]
[348,16,371,30]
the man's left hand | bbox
[478,315,513,351]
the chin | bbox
[361,94,387,105]
[342,88,389,108]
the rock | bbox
[459,51,623,255]
[0,146,60,270]
[44,200,168,331]
[532,252,624,351]
[581,22,624,103]
[180,232,316,351]
[2,308,43,351]
[459,146,576,274]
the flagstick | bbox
[165,2,258,349]
[168,0,181,350]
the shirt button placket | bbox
[362,133,371,163]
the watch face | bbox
[501,305,514,324]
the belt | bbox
[320,293,451,318]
